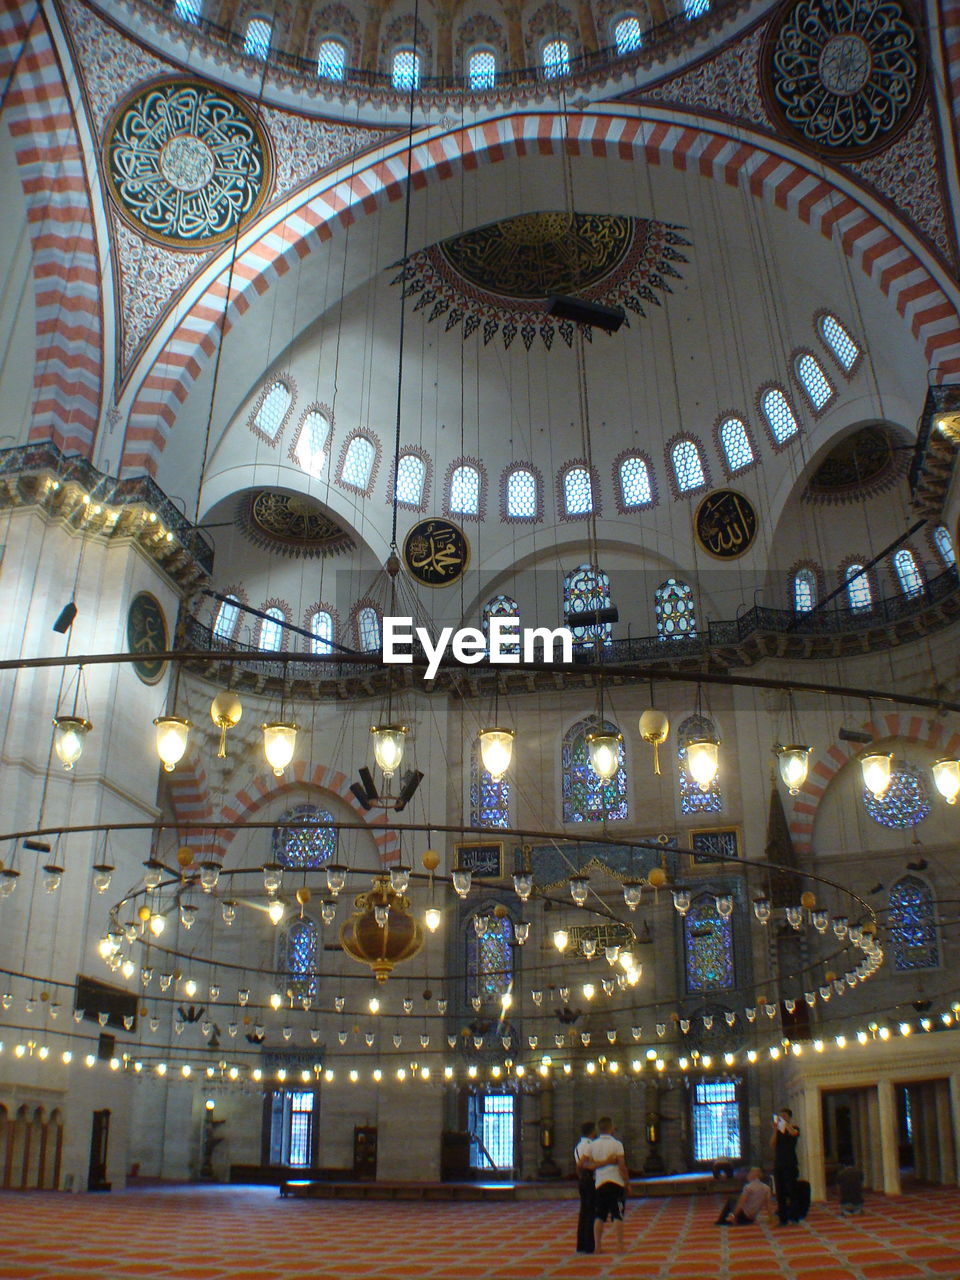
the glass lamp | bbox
[153,717,190,772]
[860,752,893,798]
[478,728,514,781]
[42,865,64,894]
[262,863,283,894]
[424,906,441,932]
[777,744,811,795]
[262,722,298,777]
[553,928,569,952]
[267,899,285,926]
[585,730,621,781]
[389,865,410,893]
[932,758,960,805]
[370,724,407,777]
[452,869,472,899]
[92,864,114,894]
[569,876,589,907]
[512,872,533,901]
[199,861,221,892]
[52,716,92,770]
[685,737,719,792]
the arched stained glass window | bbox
[253,381,290,440]
[796,353,834,411]
[174,0,202,22]
[471,741,510,828]
[719,418,754,472]
[357,606,381,652]
[618,455,652,508]
[819,313,860,371]
[614,15,642,52]
[341,435,375,491]
[893,548,923,597]
[864,761,931,829]
[562,716,628,823]
[671,439,706,492]
[542,38,570,77]
[468,48,496,89]
[563,465,594,516]
[888,875,938,971]
[466,914,514,1001]
[844,563,872,612]
[259,607,285,651]
[684,0,710,15]
[506,467,538,519]
[677,714,722,814]
[284,920,319,998]
[244,16,272,58]
[482,594,520,654]
[684,893,734,993]
[395,453,426,507]
[934,525,956,567]
[273,804,338,868]
[655,579,697,640]
[317,38,346,79]
[564,564,612,646]
[294,410,330,477]
[793,569,817,613]
[761,388,799,444]
[392,48,420,90]
[450,464,481,515]
[310,610,334,656]
[213,595,240,641]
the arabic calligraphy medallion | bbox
[403,518,470,587]
[127,592,168,684]
[694,490,758,560]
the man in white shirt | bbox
[583,1115,630,1254]
[574,1121,597,1253]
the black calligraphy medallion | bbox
[403,518,470,586]
[127,592,168,684]
[694,490,758,560]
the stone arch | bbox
[121,109,960,477]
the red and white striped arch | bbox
[1,3,103,457]
[788,711,960,853]
[122,108,960,477]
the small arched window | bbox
[718,417,754,472]
[294,410,330,477]
[613,15,642,52]
[483,594,520,654]
[618,454,653,508]
[793,569,817,613]
[684,0,710,15]
[818,313,860,372]
[471,739,510,828]
[795,353,834,412]
[392,48,421,90]
[542,38,570,77]
[888,875,938,971]
[893,548,923,597]
[341,435,375,491]
[213,595,240,641]
[284,919,319,998]
[677,713,722,814]
[655,578,697,640]
[174,0,202,22]
[274,804,338,867]
[684,894,734,993]
[317,38,347,79]
[259,606,285,651]
[934,525,956,567]
[466,913,514,1001]
[761,387,799,444]
[844,563,872,611]
[505,467,538,520]
[564,564,612,646]
[310,610,334,656]
[563,465,594,516]
[449,464,481,515]
[467,48,497,90]
[395,452,426,507]
[357,606,381,652]
[253,381,291,441]
[244,16,272,59]
[562,716,628,822]
[671,439,706,493]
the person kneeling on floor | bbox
[716,1167,774,1225]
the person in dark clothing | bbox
[771,1107,801,1224]
[574,1121,597,1253]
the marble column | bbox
[801,1085,826,1201]
[863,1088,882,1190]
[877,1079,902,1196]
[938,1078,957,1185]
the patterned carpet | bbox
[1,1184,960,1279]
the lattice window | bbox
[684,0,710,15]
[684,894,734,992]
[357,606,381,652]
[563,465,594,516]
[395,453,426,507]
[678,713,722,814]
[341,435,375,491]
[466,914,514,1001]
[295,410,330,477]
[863,761,931,829]
[244,17,272,59]
[844,564,872,611]
[284,920,319,999]
[468,48,497,89]
[506,467,538,519]
[719,418,754,472]
[656,579,697,640]
[273,804,338,868]
[470,740,510,828]
[793,569,817,613]
[562,716,628,823]
[253,381,290,440]
[317,38,347,79]
[893,548,923,597]
[482,594,520,655]
[761,388,799,444]
[934,525,956,567]
[271,1090,315,1167]
[542,38,570,77]
[310,611,334,656]
[259,607,285,651]
[888,875,938,971]
[614,15,642,52]
[671,439,706,493]
[450,464,481,515]
[174,0,202,22]
[796,353,834,411]
[618,455,653,508]
[564,564,612,647]
[469,1092,515,1170]
[213,596,240,641]
[692,1080,741,1162]
[392,48,420,90]
[819,313,860,371]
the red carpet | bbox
[0,1184,959,1279]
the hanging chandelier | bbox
[339,874,424,983]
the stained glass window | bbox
[844,563,872,611]
[564,564,612,646]
[470,741,509,828]
[888,875,938,971]
[259,607,285,651]
[395,453,426,507]
[719,418,754,472]
[284,919,319,998]
[450,464,481,515]
[174,0,202,22]
[819,313,859,371]
[392,48,420,90]
[341,435,375,491]
[796,353,834,411]
[685,894,734,993]
[656,579,697,640]
[357,606,381,652]
[793,569,817,612]
[893,548,923,597]
[684,0,710,15]
[618,455,652,508]
[244,17,272,59]
[466,914,514,1001]
[310,611,334,656]
[273,804,338,868]
[542,39,570,77]
[614,15,643,52]
[934,525,956,567]
[506,467,538,519]
[213,595,240,641]
[563,465,594,516]
[482,594,520,654]
[692,1080,741,1161]
[671,439,706,493]
[678,714,722,814]
[317,38,346,79]
[294,410,330,478]
[253,381,290,439]
[863,761,931,829]
[762,388,799,444]
[562,716,628,822]
[468,49,497,89]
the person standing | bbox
[574,1121,597,1253]
[586,1116,630,1254]
[771,1107,801,1225]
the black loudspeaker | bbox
[52,602,78,633]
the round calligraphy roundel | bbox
[104,78,272,249]
[127,591,168,684]
[694,490,758,560]
[403,518,470,587]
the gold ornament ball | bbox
[825,971,836,983]
[493,903,509,918]
[138,905,151,922]
[210,690,242,727]
[757,994,767,1005]
[139,1004,148,1017]
[176,846,194,868]
[639,708,669,743]
[40,990,49,1002]
[800,891,817,910]
[422,849,440,872]
[243,1015,252,1026]
[296,887,312,905]
[647,867,667,888]
[173,969,182,982]
[669,1011,680,1023]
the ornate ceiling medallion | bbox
[392,211,690,350]
[803,425,904,504]
[237,491,355,558]
[761,0,924,158]
[104,77,272,248]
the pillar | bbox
[576,0,598,53]
[938,1079,957,1185]
[289,2,310,58]
[436,10,453,77]
[877,1079,902,1196]
[801,1085,826,1201]
[646,0,668,23]
[503,4,525,72]
[360,3,382,72]
[921,1084,940,1181]
[863,1088,882,1190]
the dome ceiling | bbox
[803,425,906,505]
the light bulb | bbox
[262,722,298,777]
[585,731,621,781]
[153,716,190,772]
[270,993,283,1011]
[685,737,719,791]
[777,744,811,794]
[860,751,893,798]
[932,758,960,805]
[149,913,166,937]
[478,728,514,781]
[184,978,197,998]
[52,716,92,770]
[553,929,569,952]
[268,899,285,926]
[424,907,441,932]
[370,724,407,777]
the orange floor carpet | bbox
[1,1184,959,1279]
